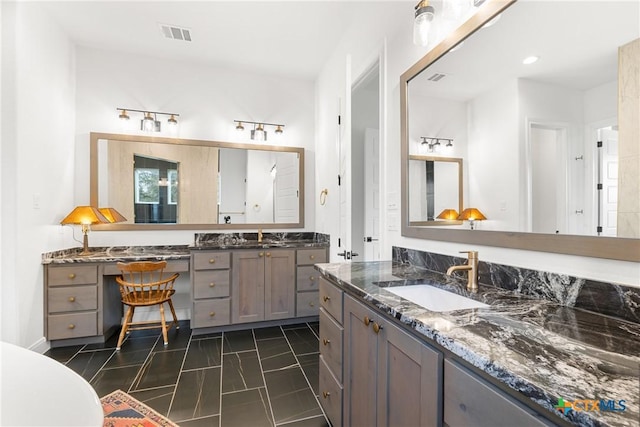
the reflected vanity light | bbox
[421,137,453,153]
[234,120,285,142]
[437,209,460,220]
[116,108,180,133]
[457,208,487,230]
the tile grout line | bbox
[165,332,193,420]
[276,414,328,426]
[252,328,278,427]
[126,334,161,394]
[218,331,224,427]
[279,323,330,425]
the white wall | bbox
[1,2,77,348]
[316,2,640,287]
[74,46,316,249]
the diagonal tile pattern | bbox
[44,321,328,426]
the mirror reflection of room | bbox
[407,0,639,238]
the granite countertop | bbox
[42,246,191,264]
[191,232,330,250]
[315,261,640,427]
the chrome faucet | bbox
[257,228,263,243]
[446,251,479,292]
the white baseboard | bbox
[29,337,49,354]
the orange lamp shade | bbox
[60,206,109,225]
[457,208,487,221]
[99,207,127,223]
[436,209,460,220]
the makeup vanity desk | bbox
[43,234,330,347]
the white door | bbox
[364,128,380,261]
[338,59,352,262]
[599,128,618,236]
[274,152,299,223]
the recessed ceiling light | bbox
[522,56,539,65]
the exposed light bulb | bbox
[118,109,130,121]
[143,112,155,132]
[413,1,435,46]
[236,121,245,132]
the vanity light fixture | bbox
[413,0,435,46]
[116,108,180,133]
[457,208,487,230]
[234,120,285,142]
[437,209,460,220]
[60,206,110,255]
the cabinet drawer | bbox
[48,286,98,313]
[48,312,97,340]
[193,252,231,270]
[296,249,327,265]
[319,277,343,323]
[319,308,343,382]
[103,260,189,276]
[297,266,320,291]
[193,270,230,299]
[48,265,98,286]
[444,360,552,427]
[296,292,319,317]
[319,355,343,427]
[192,298,231,328]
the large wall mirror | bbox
[400,0,640,261]
[90,132,304,230]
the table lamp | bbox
[457,208,487,230]
[60,206,109,255]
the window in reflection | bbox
[133,155,179,224]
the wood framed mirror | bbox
[90,132,304,230]
[400,0,640,262]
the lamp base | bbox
[79,231,92,256]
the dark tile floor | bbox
[45,321,329,426]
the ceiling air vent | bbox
[427,73,447,82]
[159,23,192,42]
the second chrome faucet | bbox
[446,251,479,292]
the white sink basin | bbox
[385,285,489,312]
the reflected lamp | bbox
[457,208,487,230]
[60,206,109,255]
[98,207,127,224]
[436,209,460,220]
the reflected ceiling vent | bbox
[427,73,447,82]
[159,23,192,42]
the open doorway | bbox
[351,63,381,261]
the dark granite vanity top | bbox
[191,232,330,250]
[315,261,640,427]
[42,246,191,264]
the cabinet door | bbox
[232,251,265,323]
[264,250,295,320]
[378,321,442,427]
[344,295,378,427]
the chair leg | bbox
[159,304,168,346]
[117,306,135,350]
[167,299,179,330]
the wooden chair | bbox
[115,261,179,350]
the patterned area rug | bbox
[101,389,178,427]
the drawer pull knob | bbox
[68,296,76,302]
[309,301,315,307]
[373,323,383,334]
[259,252,264,257]
[68,273,76,279]
[209,282,216,288]
[323,338,330,346]
[310,255,315,260]
[322,295,330,302]
[209,258,216,264]
[209,312,216,317]
[364,316,371,326]
[309,276,315,281]
[322,391,330,399]
[266,252,271,257]
[68,324,75,329]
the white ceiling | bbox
[38,1,413,81]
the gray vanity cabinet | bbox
[444,360,553,427]
[191,251,231,328]
[343,294,443,427]
[232,249,295,323]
